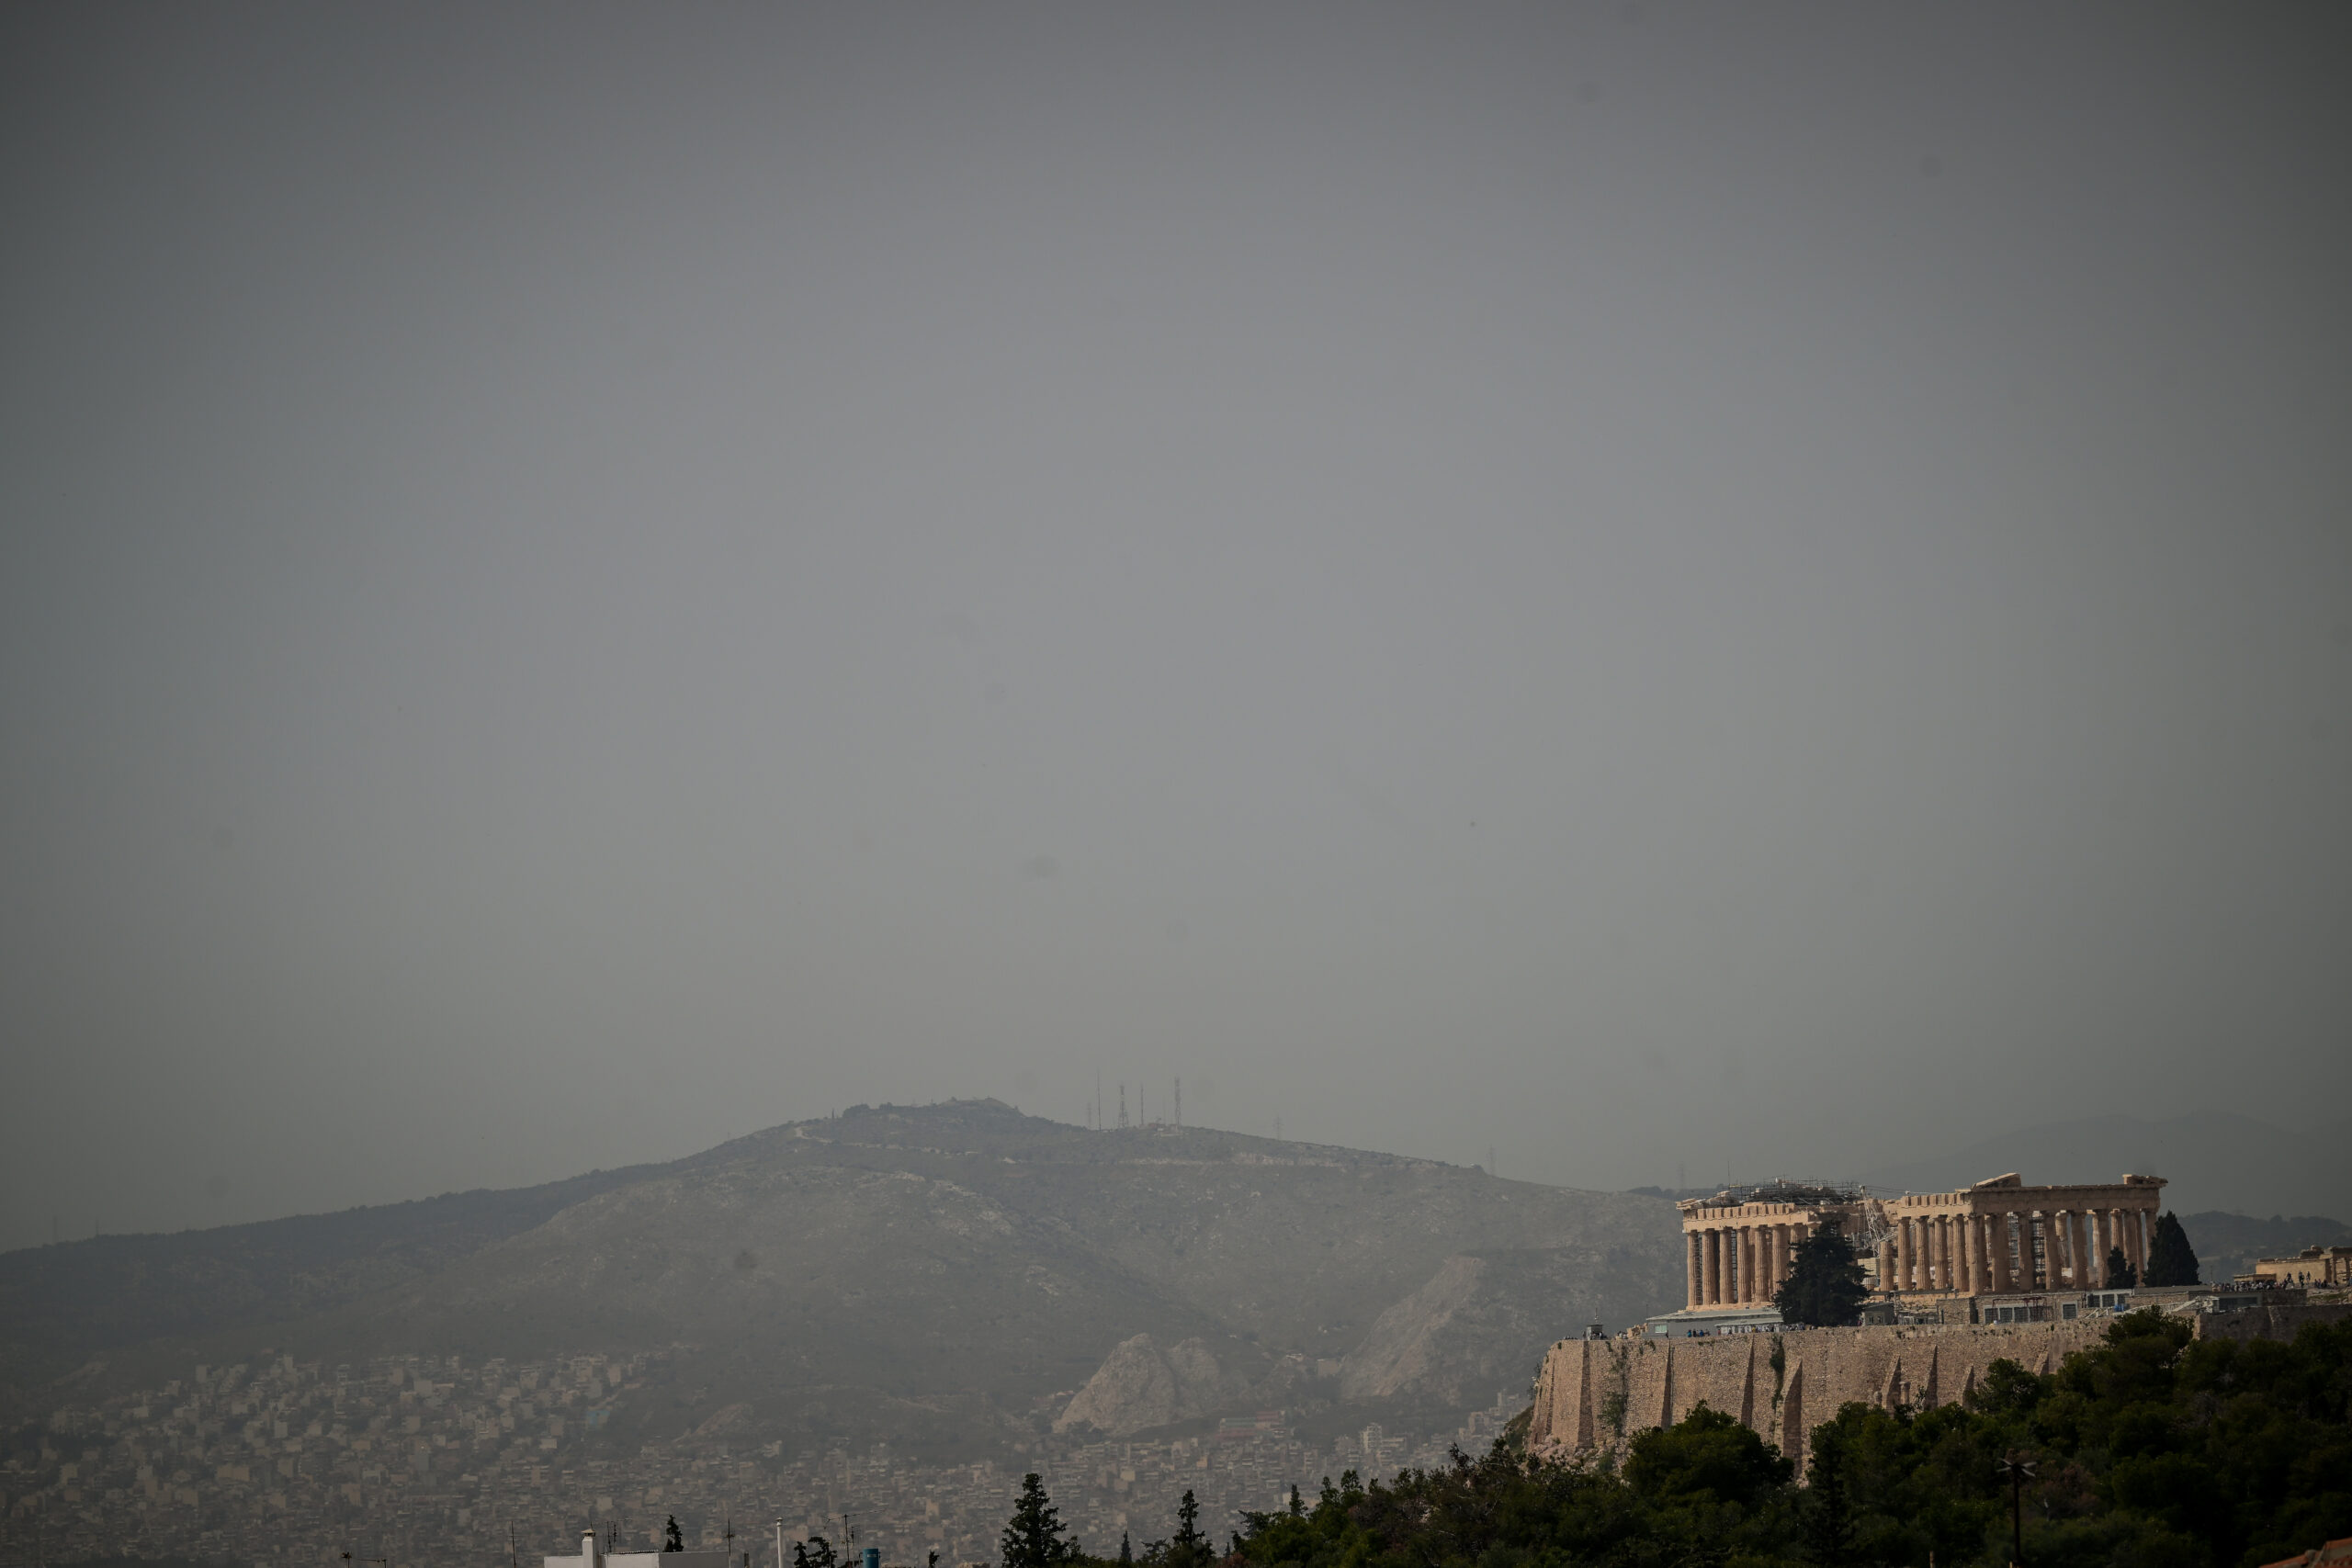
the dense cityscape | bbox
[1,1348,1522,1568]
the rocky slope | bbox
[0,1100,1683,1459]
[1053,1333,1252,1435]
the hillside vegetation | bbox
[1202,1308,2352,1568]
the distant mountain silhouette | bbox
[2178,1211,2352,1287]
[1859,1111,2346,1219]
[0,1101,1680,1459]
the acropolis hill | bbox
[1527,1169,2352,1472]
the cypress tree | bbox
[2105,1245,2137,1288]
[2143,1211,2200,1286]
[1774,1221,1868,1326]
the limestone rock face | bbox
[1056,1333,1246,1435]
[1340,1256,1487,1402]
[1340,1245,1655,1406]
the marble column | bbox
[1687,1232,1702,1309]
[1703,1228,1721,1305]
[2127,1209,2146,1283]
[1896,1215,1916,1292]
[1745,1226,1758,1303]
[1877,1235,1895,1296]
[1933,1216,1951,1291]
[1963,1213,1984,1294]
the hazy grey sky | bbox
[5,4,2347,1250]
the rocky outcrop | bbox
[1340,1246,1662,1405]
[1055,1333,1249,1435]
[1340,1257,1487,1401]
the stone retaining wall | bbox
[1527,1304,2352,1476]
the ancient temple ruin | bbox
[1668,1171,2167,1323]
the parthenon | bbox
[1672,1171,2166,1314]
[1872,1173,2165,1298]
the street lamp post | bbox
[2000,1451,2037,1566]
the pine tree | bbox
[664,1517,684,1553]
[2105,1245,2137,1288]
[1774,1221,1868,1326]
[1169,1489,1211,1568]
[1000,1473,1080,1568]
[1118,1532,1132,1564]
[2143,1211,2200,1287]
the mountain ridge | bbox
[0,1100,1682,1460]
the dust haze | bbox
[4,4,2347,1251]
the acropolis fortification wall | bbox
[1527,1304,2352,1476]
